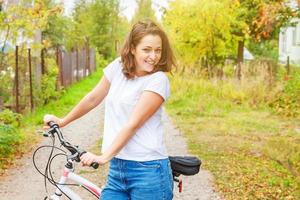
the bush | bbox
[96,53,109,68]
[35,58,61,105]
[0,67,14,104]
[0,109,23,127]
[0,124,23,160]
[269,70,300,117]
[0,110,23,167]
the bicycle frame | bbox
[49,162,102,200]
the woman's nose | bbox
[149,51,156,59]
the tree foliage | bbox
[164,0,238,69]
[233,0,298,65]
[132,0,156,23]
[0,0,61,48]
[235,0,298,42]
[71,0,129,58]
[163,0,298,74]
[41,0,69,48]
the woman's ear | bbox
[130,45,135,55]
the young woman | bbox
[44,20,176,200]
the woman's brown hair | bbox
[120,20,176,79]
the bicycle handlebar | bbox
[46,121,99,169]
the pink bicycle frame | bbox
[49,165,102,200]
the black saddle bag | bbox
[169,156,201,176]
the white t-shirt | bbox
[101,57,170,161]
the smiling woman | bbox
[131,34,162,76]
[44,19,177,200]
[121,20,175,79]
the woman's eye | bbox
[142,49,161,54]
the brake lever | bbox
[67,152,80,162]
[36,129,50,137]
[43,132,49,137]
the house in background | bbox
[279,0,300,66]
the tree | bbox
[163,0,298,79]
[0,0,61,71]
[233,0,298,79]
[71,0,128,58]
[132,0,156,23]
[41,1,69,48]
[164,0,238,76]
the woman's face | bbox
[131,34,162,76]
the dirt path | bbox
[163,112,222,200]
[0,105,222,200]
[0,104,105,200]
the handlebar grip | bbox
[48,121,58,127]
[91,162,99,169]
[79,151,99,169]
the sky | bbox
[60,0,169,21]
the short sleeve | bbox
[103,57,121,83]
[144,72,170,101]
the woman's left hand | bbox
[80,152,108,167]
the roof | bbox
[0,42,14,53]
[244,47,254,60]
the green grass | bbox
[166,73,300,200]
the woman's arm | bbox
[44,76,110,128]
[80,90,164,165]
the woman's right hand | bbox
[43,114,65,129]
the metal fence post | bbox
[28,48,33,111]
[76,47,79,81]
[15,45,19,113]
[286,56,290,75]
[56,47,64,87]
[41,48,45,74]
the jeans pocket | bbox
[136,160,161,168]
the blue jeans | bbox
[100,158,173,200]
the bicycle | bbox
[33,121,201,200]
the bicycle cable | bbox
[46,145,99,199]
[47,143,102,198]
[33,135,98,199]
[33,140,74,199]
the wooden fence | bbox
[0,46,96,113]
[56,47,96,87]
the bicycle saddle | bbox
[169,156,201,176]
